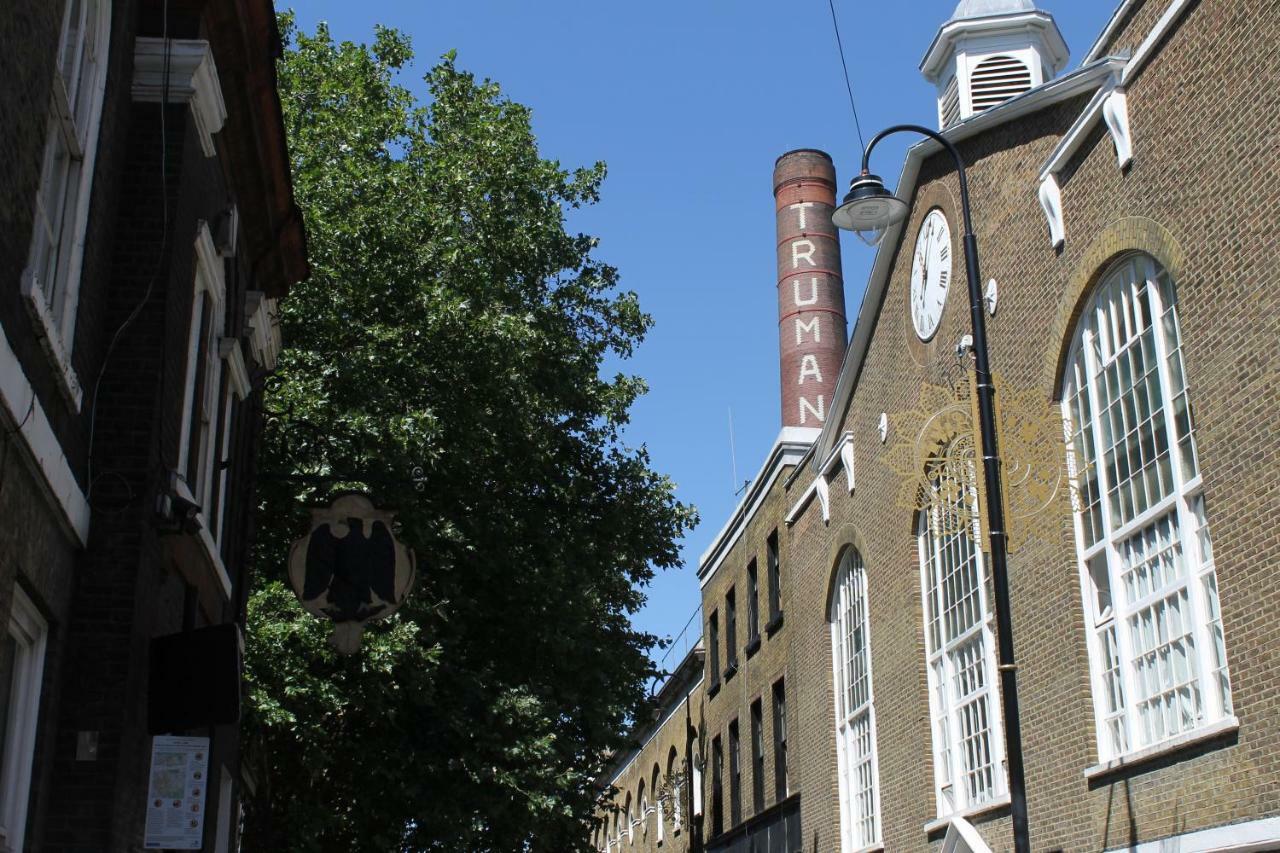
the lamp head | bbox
[832,172,910,246]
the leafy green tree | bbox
[242,17,695,851]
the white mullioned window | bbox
[831,548,881,850]
[177,224,227,515]
[23,0,112,387]
[0,587,50,853]
[919,450,1006,816]
[1062,253,1232,763]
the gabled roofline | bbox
[812,57,1125,470]
[697,426,818,586]
[1083,0,1141,64]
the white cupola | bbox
[921,0,1069,129]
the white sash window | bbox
[0,588,50,853]
[919,453,1006,816]
[1062,253,1232,763]
[23,0,112,397]
[831,548,881,849]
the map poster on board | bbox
[143,735,210,849]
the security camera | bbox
[956,334,974,358]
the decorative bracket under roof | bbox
[1036,77,1132,249]
[785,432,853,526]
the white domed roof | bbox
[951,0,1036,19]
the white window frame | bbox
[0,587,50,853]
[918,457,1007,818]
[831,548,882,851]
[1062,253,1232,765]
[21,0,113,409]
[177,223,227,516]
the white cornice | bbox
[194,221,227,311]
[697,426,818,586]
[813,58,1124,471]
[244,291,281,371]
[920,11,1069,81]
[219,338,251,400]
[132,37,227,157]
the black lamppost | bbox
[832,124,1030,853]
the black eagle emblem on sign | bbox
[288,494,416,653]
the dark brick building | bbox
[596,0,1280,850]
[0,0,304,849]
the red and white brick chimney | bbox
[773,149,847,428]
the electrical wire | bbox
[827,0,866,151]
[87,0,171,501]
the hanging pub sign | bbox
[287,493,417,654]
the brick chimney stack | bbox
[773,149,847,428]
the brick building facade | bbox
[596,0,1280,850]
[0,1,304,850]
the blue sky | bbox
[289,0,1122,657]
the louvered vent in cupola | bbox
[969,54,1033,112]
[940,75,961,128]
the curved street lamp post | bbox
[832,124,1030,853]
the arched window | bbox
[1062,253,1231,762]
[637,779,647,839]
[652,763,663,843]
[666,746,682,831]
[918,445,1005,816]
[24,0,112,361]
[831,548,881,849]
[623,792,632,844]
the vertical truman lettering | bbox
[791,240,816,269]
[795,316,821,345]
[793,278,820,306]
[789,201,815,230]
[799,395,826,424]
[797,354,823,385]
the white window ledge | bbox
[924,795,1011,836]
[852,844,885,853]
[1084,716,1239,780]
[172,476,233,599]
[19,274,83,410]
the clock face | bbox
[909,209,952,341]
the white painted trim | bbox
[697,427,818,586]
[939,816,995,852]
[1106,815,1280,852]
[785,432,853,526]
[194,221,227,310]
[18,273,84,409]
[1084,716,1240,780]
[1033,80,1133,248]
[1121,0,1193,87]
[0,587,49,853]
[920,12,1068,81]
[813,59,1125,470]
[0,324,90,545]
[132,38,227,158]
[218,338,250,400]
[244,291,281,371]
[1101,89,1133,168]
[1037,174,1065,249]
[1084,0,1141,63]
[171,475,233,599]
